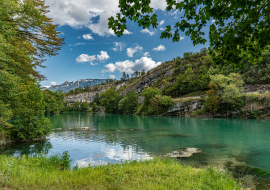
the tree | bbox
[205,82,220,114]
[100,87,122,113]
[137,87,174,115]
[135,70,139,78]
[141,70,145,76]
[93,93,102,105]
[43,90,66,114]
[0,0,64,81]
[91,102,97,112]
[118,91,139,114]
[0,0,64,140]
[122,72,127,80]
[108,0,270,67]
[81,101,89,111]
[206,73,244,115]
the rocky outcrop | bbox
[121,63,175,96]
[243,84,270,93]
[165,96,270,118]
[166,99,203,116]
[65,82,128,103]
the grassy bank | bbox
[0,154,242,190]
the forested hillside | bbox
[63,46,270,118]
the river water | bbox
[1,113,270,172]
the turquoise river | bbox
[1,113,270,173]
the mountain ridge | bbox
[43,79,107,92]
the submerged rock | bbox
[53,128,62,131]
[165,147,202,158]
[68,127,89,130]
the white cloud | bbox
[102,63,117,73]
[43,86,51,88]
[140,28,155,36]
[76,51,109,65]
[112,42,125,51]
[109,75,115,79]
[44,0,170,37]
[70,48,72,51]
[83,34,94,40]
[143,52,150,57]
[97,51,110,62]
[123,30,133,35]
[212,19,216,23]
[127,45,143,57]
[59,32,65,35]
[68,42,86,46]
[102,57,161,74]
[51,81,56,86]
[159,20,165,25]
[153,45,166,51]
[180,36,185,40]
[150,0,167,10]
[44,0,119,36]
[160,27,165,31]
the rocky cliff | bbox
[65,81,128,103]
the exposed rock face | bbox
[243,84,270,93]
[65,82,128,103]
[165,98,270,118]
[166,100,203,116]
[121,64,175,96]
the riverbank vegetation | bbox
[0,154,242,190]
[0,0,64,141]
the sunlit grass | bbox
[0,154,242,190]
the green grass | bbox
[0,154,242,190]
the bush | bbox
[100,87,122,113]
[137,87,174,115]
[118,91,139,114]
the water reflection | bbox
[0,140,52,156]
[0,113,270,172]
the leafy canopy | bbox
[109,0,270,67]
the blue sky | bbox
[40,0,212,88]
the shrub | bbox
[137,87,174,115]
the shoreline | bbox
[0,155,243,189]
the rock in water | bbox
[68,127,89,130]
[165,147,202,158]
[54,128,62,131]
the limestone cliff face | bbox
[165,97,270,118]
[65,82,128,103]
[166,100,203,116]
[121,64,175,97]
